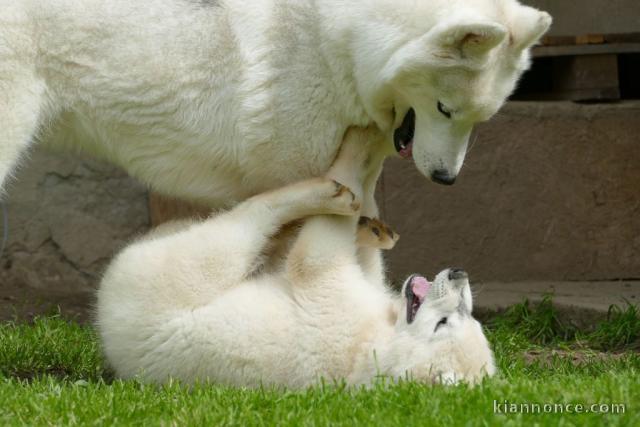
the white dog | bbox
[97,127,495,387]
[1,0,550,204]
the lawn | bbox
[0,298,638,426]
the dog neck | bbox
[313,0,389,130]
[348,299,407,385]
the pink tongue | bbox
[399,141,413,159]
[411,276,431,302]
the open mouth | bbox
[394,108,415,159]
[405,274,431,323]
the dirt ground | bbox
[0,281,93,324]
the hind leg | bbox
[0,75,45,195]
[0,6,45,193]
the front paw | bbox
[304,178,360,216]
[356,216,399,249]
[330,179,361,214]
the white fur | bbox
[96,127,496,387]
[1,0,550,203]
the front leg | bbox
[285,126,378,284]
[357,216,399,250]
[185,176,360,288]
[355,135,391,286]
[103,176,360,312]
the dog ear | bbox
[377,21,505,84]
[428,21,508,64]
[509,8,552,52]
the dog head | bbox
[353,0,551,185]
[389,268,495,384]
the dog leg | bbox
[0,9,43,194]
[355,140,390,286]
[105,176,359,305]
[0,74,45,195]
[285,126,375,285]
[357,216,399,250]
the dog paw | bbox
[332,180,355,200]
[356,217,399,249]
[332,179,361,212]
[309,178,360,215]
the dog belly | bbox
[109,283,307,387]
[46,109,345,207]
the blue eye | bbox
[437,101,452,119]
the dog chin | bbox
[409,148,433,180]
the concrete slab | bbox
[471,280,639,328]
[473,280,639,313]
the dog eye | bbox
[434,317,448,332]
[437,101,452,119]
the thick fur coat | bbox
[1,0,550,204]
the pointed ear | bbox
[378,21,507,81]
[510,8,552,51]
[428,21,508,62]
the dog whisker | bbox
[466,133,480,155]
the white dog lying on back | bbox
[97,127,495,387]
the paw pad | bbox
[331,180,355,202]
[356,217,399,249]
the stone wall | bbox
[381,101,640,284]
[0,149,148,321]
[522,0,639,36]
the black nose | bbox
[431,169,456,186]
[448,268,468,281]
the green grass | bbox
[1,301,639,426]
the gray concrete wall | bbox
[0,149,149,321]
[380,101,640,284]
[523,0,640,36]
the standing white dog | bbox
[1,0,550,204]
[97,127,495,387]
